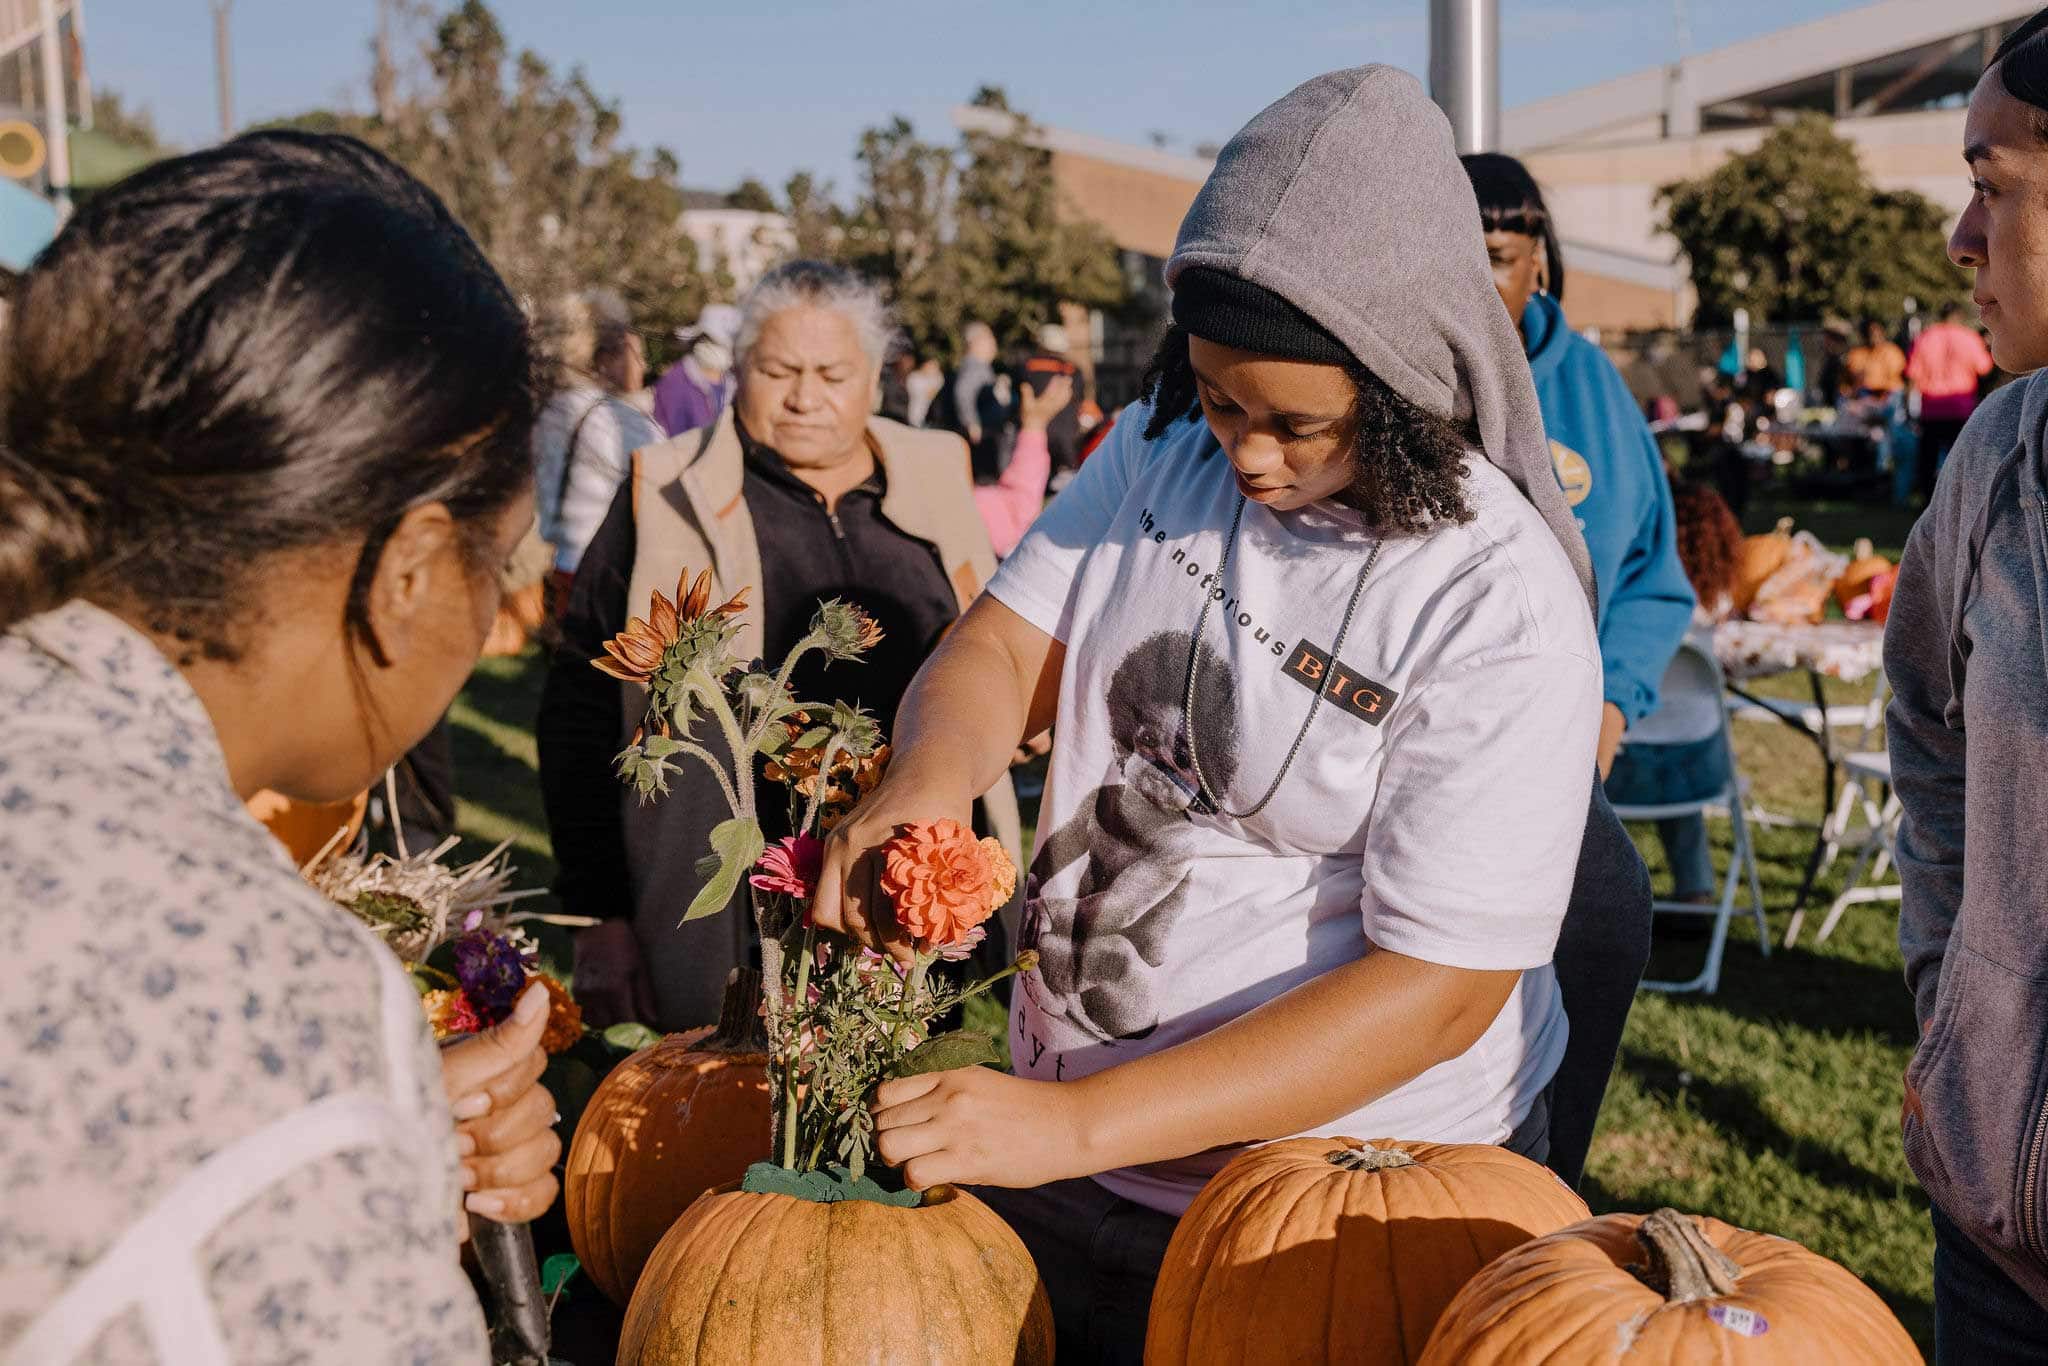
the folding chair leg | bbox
[1816,777,1860,878]
[1739,813,1769,958]
[1816,885,1902,944]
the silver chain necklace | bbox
[1182,495,1384,820]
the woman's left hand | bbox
[439,983,562,1223]
[873,1067,1086,1191]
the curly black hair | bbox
[1139,324,1472,532]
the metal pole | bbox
[38,0,70,217]
[1429,0,1499,154]
[72,0,92,129]
[211,0,233,141]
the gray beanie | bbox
[1167,65,1595,612]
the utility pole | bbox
[211,0,233,141]
[38,0,71,218]
[1428,0,1498,154]
[372,0,396,122]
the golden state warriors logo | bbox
[1551,440,1593,507]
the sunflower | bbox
[592,567,749,684]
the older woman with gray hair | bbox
[537,260,1021,1030]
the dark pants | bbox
[1546,779,1653,1190]
[973,1097,1551,1365]
[1934,1206,2048,1362]
[1919,418,1969,504]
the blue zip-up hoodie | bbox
[1523,293,1694,723]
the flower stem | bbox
[896,953,932,1049]
[782,925,816,1170]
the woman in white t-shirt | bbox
[811,67,1601,1361]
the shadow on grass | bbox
[1616,1043,1908,1206]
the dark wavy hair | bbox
[0,131,540,662]
[1139,324,1472,532]
[1672,480,1743,613]
[1993,9,2048,138]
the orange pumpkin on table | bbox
[1832,538,1890,610]
[563,976,773,1306]
[1417,1207,1920,1363]
[619,1182,1053,1364]
[1145,1137,1590,1365]
[1733,518,1794,617]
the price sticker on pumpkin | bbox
[1707,1305,1769,1337]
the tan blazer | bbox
[616,409,1026,1026]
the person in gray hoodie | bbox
[1888,11,2048,1357]
[807,67,1619,1362]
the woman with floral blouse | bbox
[0,133,558,1361]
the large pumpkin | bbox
[1145,1137,1590,1365]
[619,1182,1055,1364]
[1417,1207,1920,1363]
[563,981,772,1306]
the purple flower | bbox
[452,929,528,1026]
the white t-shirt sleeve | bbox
[987,405,1151,642]
[1362,645,1602,971]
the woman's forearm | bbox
[883,595,1061,806]
[1066,949,1520,1174]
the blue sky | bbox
[86,0,1868,196]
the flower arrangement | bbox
[597,568,1028,1191]
[309,835,582,1054]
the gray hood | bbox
[1167,64,1595,611]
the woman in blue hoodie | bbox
[1463,154,1695,1191]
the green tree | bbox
[90,90,164,151]
[781,170,844,259]
[836,86,1127,364]
[281,1,708,353]
[727,177,779,212]
[1658,114,1965,325]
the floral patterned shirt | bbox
[0,602,486,1364]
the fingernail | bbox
[452,1093,491,1121]
[466,1194,507,1218]
[455,1131,477,1157]
[460,1165,479,1190]
[551,1111,563,1126]
[514,984,548,1023]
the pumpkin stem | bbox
[1628,1208,1743,1304]
[704,966,768,1053]
[1325,1144,1418,1172]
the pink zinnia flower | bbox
[750,834,824,899]
[936,924,988,962]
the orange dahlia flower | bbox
[879,818,1015,949]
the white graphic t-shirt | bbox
[987,403,1602,1215]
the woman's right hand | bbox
[807,779,973,960]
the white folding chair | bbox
[1611,640,1769,995]
[1812,673,1892,882]
[1787,749,1900,947]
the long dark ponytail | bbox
[0,131,539,660]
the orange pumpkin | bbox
[1733,518,1795,616]
[619,1182,1054,1364]
[1834,538,1893,615]
[563,977,772,1306]
[1417,1207,1920,1363]
[246,788,367,868]
[1145,1138,1590,1365]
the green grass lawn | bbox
[454,587,1935,1348]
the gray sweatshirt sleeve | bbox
[1885,460,1970,1029]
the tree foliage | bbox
[727,177,779,212]
[830,86,1127,364]
[290,1,707,356]
[1658,114,1965,326]
[90,91,164,151]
